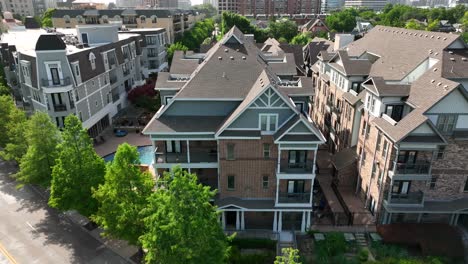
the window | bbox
[362,151,367,164]
[227,144,235,160]
[263,143,270,159]
[429,176,438,190]
[437,114,457,134]
[227,175,235,190]
[89,52,96,70]
[464,177,468,192]
[259,114,278,133]
[437,146,445,160]
[371,163,379,179]
[64,15,70,23]
[76,15,83,23]
[376,132,382,151]
[385,104,404,121]
[361,120,367,136]
[262,175,269,189]
[164,96,173,105]
[382,140,389,158]
[140,16,146,23]
[351,82,362,93]
[151,15,157,23]
[365,123,370,139]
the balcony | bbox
[389,161,432,180]
[385,191,424,206]
[331,105,341,117]
[278,191,311,203]
[42,77,71,87]
[279,159,314,174]
[53,104,67,112]
[110,75,118,85]
[155,151,218,164]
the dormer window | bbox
[151,15,157,23]
[140,16,146,23]
[384,104,404,122]
[76,15,83,24]
[89,52,96,70]
[64,15,70,24]
[436,114,457,135]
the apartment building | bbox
[0,0,34,16]
[51,9,205,44]
[310,26,468,226]
[217,0,321,17]
[344,0,388,11]
[144,27,326,232]
[0,25,167,138]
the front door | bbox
[81,33,88,44]
[50,67,60,85]
[225,211,236,229]
[288,150,307,168]
[392,181,411,195]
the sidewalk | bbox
[29,184,138,264]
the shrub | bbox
[358,248,369,262]
[231,238,276,250]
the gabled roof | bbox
[441,49,468,79]
[35,34,66,51]
[274,113,326,143]
[362,77,410,97]
[329,50,371,76]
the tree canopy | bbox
[16,112,61,187]
[41,8,55,28]
[92,143,154,246]
[326,9,358,32]
[49,115,105,217]
[0,98,27,163]
[178,19,215,50]
[192,3,217,18]
[269,19,298,42]
[167,42,188,63]
[221,12,268,43]
[291,32,313,45]
[140,166,229,264]
[275,248,302,264]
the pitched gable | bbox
[251,87,289,108]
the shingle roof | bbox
[331,147,357,170]
[142,116,225,134]
[441,49,468,79]
[218,130,261,138]
[345,25,461,80]
[330,50,372,76]
[363,77,410,97]
[169,51,200,75]
[35,34,66,51]
[154,72,186,90]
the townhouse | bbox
[310,26,468,226]
[143,27,326,232]
[0,25,167,137]
[51,9,205,44]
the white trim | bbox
[217,208,314,212]
[278,145,318,150]
[217,137,261,139]
[151,137,215,141]
[276,174,315,179]
[147,132,215,135]
[275,203,313,208]
[259,113,279,133]
[153,163,218,169]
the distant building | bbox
[116,0,143,8]
[0,0,35,16]
[301,18,329,35]
[71,0,107,9]
[0,25,167,136]
[217,0,321,17]
[344,0,387,11]
[0,12,25,32]
[51,9,205,44]
[321,0,344,13]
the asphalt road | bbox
[0,160,129,264]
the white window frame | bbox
[89,52,96,70]
[164,96,173,105]
[259,113,278,134]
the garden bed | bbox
[228,238,276,264]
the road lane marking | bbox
[0,241,18,264]
[26,222,37,233]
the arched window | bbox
[64,15,70,23]
[76,15,83,24]
[102,15,109,23]
[140,15,146,23]
[89,52,96,70]
[114,15,121,21]
[151,15,157,23]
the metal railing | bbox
[42,77,71,87]
[110,76,118,85]
[155,150,218,164]
[53,104,67,112]
[386,190,424,205]
[279,160,313,174]
[278,191,310,203]
[394,162,431,174]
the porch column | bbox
[277,147,281,173]
[388,213,392,224]
[306,211,311,228]
[278,211,283,232]
[454,214,460,226]
[221,212,226,229]
[273,211,278,232]
[241,211,245,230]
[186,140,190,163]
[450,214,456,226]
[236,211,240,230]
[301,211,306,232]
[309,178,314,205]
[151,140,156,164]
[276,177,280,205]
[417,213,422,223]
[312,148,318,174]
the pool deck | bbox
[94,128,152,157]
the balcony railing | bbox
[53,104,67,112]
[278,191,311,203]
[393,162,431,175]
[42,77,71,87]
[387,191,424,205]
[279,160,313,174]
[155,151,218,164]
[110,76,118,85]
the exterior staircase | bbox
[355,232,368,247]
[277,231,296,255]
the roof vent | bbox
[437,36,440,39]
[218,56,222,60]
[242,56,246,60]
[236,49,239,52]
[437,82,442,86]
[462,58,467,61]
[425,34,428,37]
[230,56,234,60]
[222,72,226,78]
[435,52,439,56]
[450,58,455,61]
[443,85,448,89]
[443,37,447,40]
[224,49,228,52]
[433,68,438,72]
[431,79,435,83]
[449,51,454,54]
[430,35,434,38]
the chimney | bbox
[334,34,354,51]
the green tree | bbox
[192,3,217,18]
[274,248,302,264]
[269,19,298,42]
[290,32,313,45]
[405,19,425,30]
[41,8,55,27]
[167,42,188,63]
[0,103,28,163]
[140,166,229,264]
[0,95,15,148]
[325,9,357,32]
[427,19,441,31]
[49,115,105,217]
[462,11,468,30]
[221,12,268,42]
[107,2,117,9]
[16,112,61,187]
[92,143,154,246]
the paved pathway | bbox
[0,160,129,264]
[94,129,151,156]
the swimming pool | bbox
[103,145,154,165]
